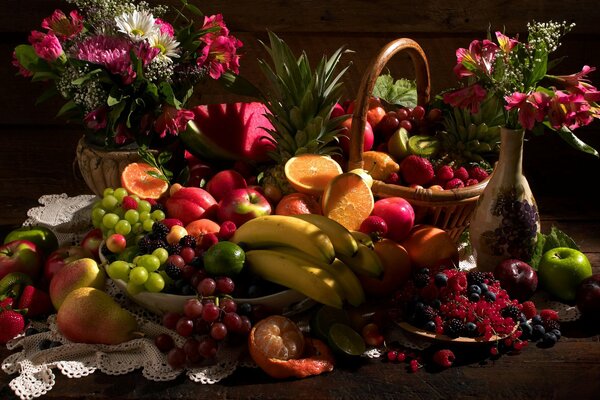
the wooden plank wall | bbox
[1,0,600,225]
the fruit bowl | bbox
[98,245,315,316]
[397,321,518,344]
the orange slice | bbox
[284,154,343,195]
[248,315,335,379]
[321,172,374,231]
[120,162,168,199]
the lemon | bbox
[203,241,245,276]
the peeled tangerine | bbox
[57,287,141,345]
[248,315,335,379]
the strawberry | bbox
[0,310,26,344]
[432,349,455,368]
[1,296,14,309]
[468,166,489,182]
[400,155,434,186]
[453,166,469,183]
[121,195,138,211]
[17,285,53,318]
[521,301,537,320]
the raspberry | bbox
[468,166,489,182]
[465,178,479,186]
[453,166,469,182]
[400,155,435,186]
[384,172,400,184]
[432,349,455,368]
[521,301,537,319]
[444,178,465,190]
[218,221,237,240]
[540,309,559,321]
[179,235,197,249]
[436,165,454,181]
[448,273,467,292]
[121,195,138,211]
[359,216,388,237]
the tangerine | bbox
[185,219,220,241]
[275,192,322,216]
[284,154,342,195]
[401,225,459,271]
[248,315,335,379]
[121,162,168,200]
[321,172,374,231]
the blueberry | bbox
[469,292,480,302]
[484,292,496,302]
[542,332,557,346]
[469,284,482,294]
[424,321,436,332]
[520,322,533,339]
[532,315,543,325]
[551,329,562,340]
[434,273,448,287]
[431,299,442,309]
[518,313,528,323]
[415,302,425,311]
[180,284,195,296]
[418,268,430,275]
[465,322,478,336]
[238,302,252,316]
[532,324,546,340]
[479,283,489,293]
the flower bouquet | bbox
[12,0,242,150]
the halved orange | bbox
[321,172,374,231]
[284,154,343,195]
[248,315,335,379]
[121,162,168,200]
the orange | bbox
[185,218,220,240]
[321,172,374,231]
[284,154,343,195]
[358,239,412,298]
[120,162,168,200]
[248,315,335,379]
[275,192,322,216]
[361,151,400,181]
[401,225,459,271]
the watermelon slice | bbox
[180,102,276,163]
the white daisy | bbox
[115,10,157,42]
[148,31,180,60]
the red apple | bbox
[205,169,248,202]
[331,103,346,119]
[576,274,600,317]
[0,240,43,281]
[494,259,538,301]
[44,245,92,283]
[165,187,218,226]
[338,117,374,156]
[371,197,415,243]
[217,188,272,226]
[80,228,103,261]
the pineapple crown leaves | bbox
[257,31,351,162]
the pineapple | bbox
[257,32,350,199]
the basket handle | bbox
[347,38,431,171]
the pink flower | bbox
[505,91,550,131]
[11,51,32,77]
[196,35,242,79]
[75,35,136,84]
[442,84,487,114]
[155,18,175,37]
[154,106,194,138]
[41,9,83,40]
[495,32,519,53]
[115,123,133,145]
[547,91,596,130]
[28,30,63,61]
[201,14,229,43]
[453,39,499,79]
[549,66,600,103]
[135,41,160,67]
[84,107,108,130]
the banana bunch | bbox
[439,98,503,163]
[231,214,383,308]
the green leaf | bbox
[35,87,59,105]
[72,69,102,85]
[31,71,57,82]
[107,95,121,107]
[184,3,203,16]
[557,126,599,157]
[56,100,78,118]
[530,226,580,269]
[529,233,546,270]
[137,146,173,183]
[372,73,417,108]
[14,44,52,73]
[219,71,263,98]
[158,81,181,108]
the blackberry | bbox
[414,305,437,326]
[467,271,493,286]
[137,236,151,254]
[413,273,430,288]
[179,235,197,249]
[542,319,560,332]
[147,239,167,253]
[165,263,182,280]
[168,243,182,255]
[444,318,465,338]
[151,202,166,213]
[152,222,170,240]
[501,305,522,321]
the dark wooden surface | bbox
[2,1,600,398]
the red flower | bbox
[453,39,498,79]
[84,107,108,130]
[505,91,550,131]
[28,30,63,61]
[11,51,32,77]
[41,9,83,40]
[547,91,597,130]
[155,18,175,37]
[442,84,487,113]
[154,106,194,138]
[197,35,242,79]
[201,14,230,43]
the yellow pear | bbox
[57,287,141,345]
[49,257,105,310]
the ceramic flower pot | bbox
[469,127,540,272]
[76,137,146,197]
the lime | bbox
[327,323,366,357]
[310,305,351,342]
[203,241,246,276]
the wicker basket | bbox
[347,38,489,241]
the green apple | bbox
[4,225,59,257]
[538,247,592,302]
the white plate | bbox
[99,244,314,316]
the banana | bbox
[273,247,366,307]
[349,230,375,249]
[245,249,344,308]
[291,214,358,258]
[337,244,384,279]
[231,215,336,264]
